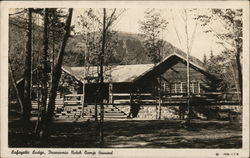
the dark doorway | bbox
[85,83,109,104]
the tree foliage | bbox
[196,9,242,100]
[204,50,239,93]
[76,9,125,67]
[139,9,168,64]
[39,8,74,139]
[139,9,168,120]
[75,8,125,144]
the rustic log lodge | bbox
[16,52,241,120]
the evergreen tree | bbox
[203,54,207,67]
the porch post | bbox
[163,82,166,94]
[109,83,113,104]
[158,77,162,120]
[180,82,183,93]
[198,82,201,94]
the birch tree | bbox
[170,9,200,123]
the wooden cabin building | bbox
[15,52,240,120]
[59,52,222,105]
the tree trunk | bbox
[22,8,33,122]
[94,101,98,121]
[99,8,106,147]
[81,83,85,117]
[235,52,242,105]
[94,67,100,122]
[184,9,191,125]
[39,8,50,134]
[40,8,73,139]
[9,65,23,113]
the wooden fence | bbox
[111,92,241,106]
[62,91,241,106]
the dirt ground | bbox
[8,118,242,148]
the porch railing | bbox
[61,92,241,106]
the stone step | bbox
[30,102,127,120]
[98,115,127,118]
[31,115,127,120]
[104,113,126,116]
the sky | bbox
[73,8,227,60]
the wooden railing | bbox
[112,92,241,105]
[62,92,241,106]
[64,94,84,105]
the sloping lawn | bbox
[8,119,242,148]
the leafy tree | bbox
[205,51,240,97]
[39,8,73,140]
[76,8,125,145]
[48,8,67,76]
[76,9,124,67]
[98,8,125,146]
[139,9,168,119]
[139,9,168,64]
[196,9,242,104]
[9,11,27,103]
[8,8,34,121]
[9,8,46,122]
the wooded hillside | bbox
[10,18,202,78]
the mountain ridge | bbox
[64,31,204,67]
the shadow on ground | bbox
[8,119,242,148]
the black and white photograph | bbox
[1,1,249,158]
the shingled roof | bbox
[62,52,211,84]
[62,64,154,83]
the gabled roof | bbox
[62,52,215,84]
[16,52,214,85]
[62,64,154,83]
[132,52,209,82]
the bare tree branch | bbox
[105,8,116,31]
[171,9,183,50]
[9,10,26,16]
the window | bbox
[170,83,183,94]
[169,82,200,94]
